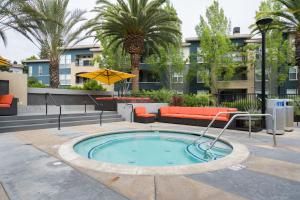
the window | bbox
[76,74,89,84]
[289,66,298,81]
[197,47,204,63]
[59,55,72,68]
[232,52,244,62]
[38,66,43,76]
[255,89,270,95]
[197,71,204,83]
[197,90,209,94]
[174,90,183,94]
[59,74,71,85]
[28,66,32,77]
[286,89,298,95]
[172,73,183,83]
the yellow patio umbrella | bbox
[78,68,136,85]
[0,56,11,68]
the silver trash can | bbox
[284,99,294,132]
[266,99,285,135]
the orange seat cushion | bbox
[160,106,238,122]
[137,113,156,118]
[0,95,13,105]
[0,104,10,108]
[135,107,146,115]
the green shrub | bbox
[221,99,261,112]
[132,89,174,103]
[28,77,47,88]
[183,94,215,107]
[61,85,84,90]
[290,97,300,116]
[171,95,184,106]
[83,80,106,91]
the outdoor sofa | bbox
[158,106,238,128]
[0,94,17,116]
[134,107,156,123]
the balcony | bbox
[75,59,93,67]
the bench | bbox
[0,94,17,116]
[158,106,238,128]
[134,107,156,123]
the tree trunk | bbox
[49,58,60,88]
[295,32,300,93]
[210,65,218,94]
[131,53,140,92]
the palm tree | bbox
[26,0,93,88]
[92,0,181,91]
[260,0,300,91]
[0,0,41,46]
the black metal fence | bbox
[214,93,300,111]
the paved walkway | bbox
[0,122,300,200]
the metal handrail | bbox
[88,94,104,126]
[199,111,250,139]
[208,113,277,151]
[45,93,62,130]
[127,104,134,123]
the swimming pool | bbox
[59,129,249,175]
[74,130,232,167]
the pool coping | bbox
[59,129,250,175]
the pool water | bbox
[74,131,232,167]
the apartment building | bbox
[23,45,101,87]
[23,30,299,95]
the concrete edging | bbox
[59,129,249,176]
[28,87,112,96]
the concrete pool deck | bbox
[0,121,300,200]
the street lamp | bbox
[256,17,273,115]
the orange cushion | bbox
[137,113,156,118]
[0,104,10,108]
[135,107,146,115]
[0,95,13,105]
[160,106,238,121]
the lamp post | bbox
[256,17,273,116]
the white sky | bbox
[0,0,263,62]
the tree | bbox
[25,55,38,61]
[94,32,130,72]
[25,0,93,88]
[145,3,185,90]
[254,0,294,94]
[195,0,235,94]
[146,45,186,90]
[94,32,131,94]
[92,0,181,91]
[0,0,43,46]
[257,0,300,91]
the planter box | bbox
[28,88,112,105]
[96,97,152,111]
[235,117,262,132]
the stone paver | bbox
[0,183,9,200]
[155,176,245,200]
[0,122,300,200]
[248,145,300,164]
[0,134,128,200]
[188,168,300,200]
[246,155,300,182]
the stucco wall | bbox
[0,72,28,105]
[117,103,168,121]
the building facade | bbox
[23,31,299,95]
[23,45,102,87]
